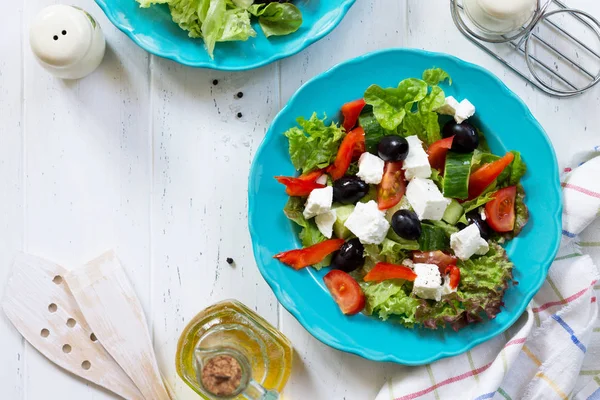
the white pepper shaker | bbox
[463,0,537,35]
[29,5,106,79]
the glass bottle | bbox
[176,300,293,399]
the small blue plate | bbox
[248,48,562,365]
[95,0,355,70]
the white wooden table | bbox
[1,0,599,399]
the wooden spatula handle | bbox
[66,251,171,400]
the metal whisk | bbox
[451,0,600,97]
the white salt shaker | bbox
[463,0,538,35]
[29,5,106,79]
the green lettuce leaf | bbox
[282,197,329,269]
[414,243,514,330]
[166,0,206,38]
[284,113,345,173]
[361,281,420,325]
[364,78,428,130]
[201,0,228,57]
[419,86,446,112]
[461,190,497,214]
[249,3,302,37]
[380,238,418,263]
[219,8,257,42]
[509,151,527,186]
[422,68,452,86]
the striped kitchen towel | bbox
[377,149,600,400]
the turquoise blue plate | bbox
[248,48,562,365]
[95,0,355,70]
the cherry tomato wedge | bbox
[412,251,458,275]
[363,262,417,282]
[485,186,517,232]
[377,161,406,210]
[427,136,454,171]
[328,127,365,180]
[274,176,325,197]
[323,270,366,315]
[445,265,461,289]
[468,152,515,199]
[298,169,324,182]
[341,99,366,132]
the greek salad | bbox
[273,68,529,330]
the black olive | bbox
[332,176,370,204]
[442,120,479,153]
[331,238,365,272]
[465,210,491,240]
[391,210,422,240]
[377,135,409,162]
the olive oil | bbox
[176,300,293,399]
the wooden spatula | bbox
[65,251,171,400]
[1,253,143,400]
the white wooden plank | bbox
[149,59,280,398]
[0,0,25,398]
[278,2,409,399]
[22,0,151,398]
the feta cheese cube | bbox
[315,210,337,239]
[436,96,460,116]
[403,136,432,180]
[315,174,328,185]
[405,178,451,221]
[344,200,390,245]
[454,99,476,124]
[401,259,415,269]
[441,274,458,297]
[303,186,333,219]
[450,224,490,260]
[412,263,443,301]
[356,153,385,184]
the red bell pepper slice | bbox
[427,136,454,171]
[298,169,324,182]
[328,127,365,181]
[445,265,461,289]
[468,152,515,199]
[274,239,345,270]
[341,99,366,132]
[363,262,417,282]
[274,176,325,197]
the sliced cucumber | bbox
[442,199,464,225]
[443,151,473,200]
[417,223,450,251]
[332,204,355,239]
[359,112,390,153]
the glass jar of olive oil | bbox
[176,300,293,399]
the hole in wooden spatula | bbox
[53,275,63,284]
[81,360,91,370]
[90,333,97,342]
[40,329,50,338]
[48,303,58,313]
[66,318,76,328]
[62,344,72,354]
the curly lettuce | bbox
[285,113,345,173]
[362,244,514,330]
